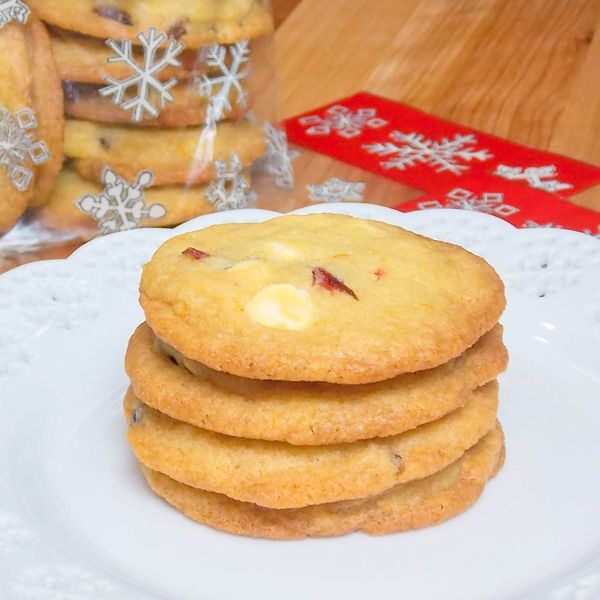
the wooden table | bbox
[275,0,600,211]
[3,0,600,270]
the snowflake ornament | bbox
[196,41,250,122]
[364,131,492,175]
[0,0,29,28]
[261,122,299,188]
[99,28,184,122]
[494,164,573,193]
[75,167,166,234]
[307,178,365,203]
[205,154,256,211]
[299,105,388,139]
[418,188,518,217]
[0,106,49,192]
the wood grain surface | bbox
[275,0,600,210]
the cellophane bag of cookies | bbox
[0,0,287,269]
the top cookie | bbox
[140,214,506,384]
[28,0,274,48]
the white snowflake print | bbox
[299,105,388,139]
[261,122,299,188]
[0,0,29,27]
[307,178,365,203]
[522,219,564,229]
[99,28,184,122]
[494,164,574,193]
[0,106,50,192]
[206,154,256,211]
[195,41,250,122]
[418,188,519,217]
[364,131,492,174]
[75,167,166,234]
[583,225,600,239]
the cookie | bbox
[36,167,214,235]
[139,424,505,539]
[29,0,274,48]
[50,27,209,84]
[0,23,34,232]
[27,15,64,208]
[63,80,244,128]
[125,381,498,509]
[140,214,506,384]
[64,119,265,186]
[126,323,507,445]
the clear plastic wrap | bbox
[0,0,282,269]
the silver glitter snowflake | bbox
[99,28,184,122]
[75,167,166,234]
[205,154,256,211]
[364,131,491,174]
[0,106,49,192]
[196,41,250,122]
[494,164,573,193]
[0,0,29,28]
[418,188,519,217]
[261,122,299,188]
[307,178,365,203]
[299,105,388,139]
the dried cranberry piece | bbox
[93,6,133,25]
[182,247,209,260]
[311,267,358,300]
[167,19,188,40]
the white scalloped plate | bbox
[1,204,600,600]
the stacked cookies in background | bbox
[0,16,63,233]
[29,0,272,236]
[124,213,508,539]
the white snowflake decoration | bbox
[261,122,299,188]
[0,106,49,191]
[75,166,166,234]
[299,105,388,139]
[307,178,365,203]
[418,188,519,217]
[494,164,574,193]
[364,131,492,174]
[522,219,564,229]
[196,41,250,122]
[205,154,256,211]
[0,0,29,27]
[99,28,183,122]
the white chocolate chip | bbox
[246,284,313,331]
[261,241,304,261]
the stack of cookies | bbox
[0,15,63,234]
[30,0,271,236]
[124,213,508,539]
